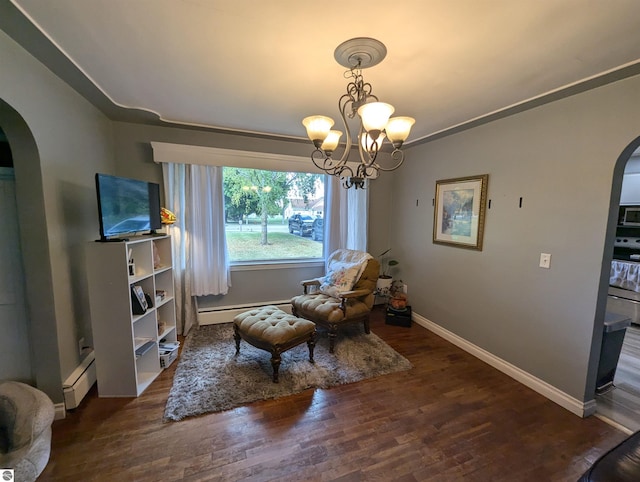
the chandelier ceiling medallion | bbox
[302,37,415,189]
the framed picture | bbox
[433,174,488,250]
[131,285,148,314]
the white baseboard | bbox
[197,300,293,325]
[412,311,594,418]
[62,350,97,410]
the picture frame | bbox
[433,174,488,250]
[131,285,148,314]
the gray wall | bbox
[391,73,640,402]
[0,30,114,402]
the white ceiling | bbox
[10,0,640,143]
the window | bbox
[223,167,324,262]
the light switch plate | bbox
[539,253,551,269]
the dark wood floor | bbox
[41,307,626,481]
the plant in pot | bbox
[376,249,398,296]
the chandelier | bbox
[302,38,415,189]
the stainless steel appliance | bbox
[609,223,640,325]
[613,233,640,261]
[607,285,640,325]
[621,206,640,226]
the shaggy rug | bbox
[163,322,412,421]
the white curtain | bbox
[188,164,231,296]
[324,175,369,266]
[347,184,368,251]
[162,163,231,335]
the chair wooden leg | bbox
[363,318,371,334]
[233,324,241,354]
[328,325,338,353]
[307,331,316,363]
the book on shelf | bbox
[159,341,179,352]
[135,340,155,358]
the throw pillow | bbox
[319,261,362,298]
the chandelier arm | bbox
[335,93,354,166]
[311,149,341,176]
[372,148,406,172]
[336,164,354,179]
[357,123,379,169]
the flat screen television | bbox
[95,173,162,241]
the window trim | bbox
[230,259,324,271]
[151,142,324,173]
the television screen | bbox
[148,181,162,231]
[95,173,161,241]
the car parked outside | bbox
[288,214,314,236]
[106,215,150,236]
[311,217,323,241]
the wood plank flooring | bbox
[596,324,640,431]
[40,307,626,481]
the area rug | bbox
[163,322,412,421]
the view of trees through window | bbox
[223,167,324,262]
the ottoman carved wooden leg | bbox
[270,352,282,383]
[233,305,316,383]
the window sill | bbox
[230,259,324,271]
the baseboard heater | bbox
[197,300,292,325]
[62,349,97,410]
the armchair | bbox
[291,249,380,353]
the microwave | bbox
[622,206,640,226]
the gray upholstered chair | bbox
[291,249,379,353]
[0,381,55,482]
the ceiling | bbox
[8,0,640,144]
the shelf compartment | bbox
[127,240,153,279]
[154,269,175,300]
[152,237,173,271]
[158,324,176,341]
[157,301,177,343]
[135,340,156,358]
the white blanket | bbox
[610,260,640,292]
[319,250,373,298]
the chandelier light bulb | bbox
[321,130,342,154]
[357,102,394,134]
[361,132,386,153]
[386,116,416,147]
[302,115,334,148]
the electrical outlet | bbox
[402,283,408,294]
[78,337,85,355]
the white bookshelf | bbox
[86,235,177,397]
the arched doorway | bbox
[594,136,640,431]
[0,127,31,380]
[0,98,62,403]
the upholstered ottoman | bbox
[233,305,316,383]
[0,381,55,482]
